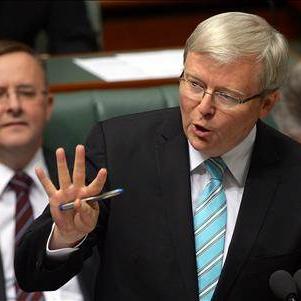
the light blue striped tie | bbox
[194,157,227,301]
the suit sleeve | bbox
[14,122,109,292]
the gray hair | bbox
[184,12,288,91]
[272,62,301,140]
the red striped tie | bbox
[9,172,45,301]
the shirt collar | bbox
[189,125,257,186]
[0,148,49,196]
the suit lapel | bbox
[213,121,281,300]
[155,109,198,301]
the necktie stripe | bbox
[207,159,224,178]
[9,172,45,301]
[196,178,221,203]
[196,228,226,257]
[195,210,226,249]
[196,235,225,270]
[194,204,226,235]
[199,280,219,298]
[194,157,227,300]
[15,200,31,220]
[198,253,223,276]
[199,259,223,291]
[195,185,223,214]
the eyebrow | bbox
[15,84,36,89]
[184,71,247,97]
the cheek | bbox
[25,105,49,126]
[219,109,259,141]
[180,97,197,121]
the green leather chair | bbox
[43,84,180,154]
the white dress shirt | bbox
[189,126,256,264]
[0,149,83,301]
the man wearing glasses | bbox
[15,12,298,301]
[0,40,96,301]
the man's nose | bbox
[5,91,22,113]
[197,90,215,117]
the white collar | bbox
[0,148,48,196]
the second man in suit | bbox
[0,40,96,301]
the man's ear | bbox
[259,90,280,118]
[46,93,54,121]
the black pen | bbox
[59,188,124,211]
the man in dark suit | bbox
[14,12,299,301]
[0,40,96,301]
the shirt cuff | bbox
[46,223,87,261]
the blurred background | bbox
[0,0,299,55]
[1,0,299,150]
[99,0,301,54]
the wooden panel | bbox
[49,77,178,93]
[100,0,301,51]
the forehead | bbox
[184,52,263,93]
[0,51,45,86]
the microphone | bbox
[269,270,299,301]
[293,270,301,296]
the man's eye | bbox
[18,90,36,97]
[188,80,204,90]
[217,92,238,103]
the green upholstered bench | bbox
[43,84,180,154]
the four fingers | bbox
[36,145,107,246]
[39,145,108,213]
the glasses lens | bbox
[214,92,240,108]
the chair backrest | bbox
[43,84,179,154]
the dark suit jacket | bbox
[14,107,301,300]
[0,148,98,301]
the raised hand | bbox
[35,144,107,248]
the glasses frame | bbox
[179,72,265,107]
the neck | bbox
[0,145,39,171]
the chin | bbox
[190,137,209,152]
[1,137,34,149]
[190,138,222,157]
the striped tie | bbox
[194,157,227,301]
[9,172,45,301]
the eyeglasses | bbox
[179,73,265,109]
[0,86,47,103]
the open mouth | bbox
[194,124,210,132]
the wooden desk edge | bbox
[49,77,179,93]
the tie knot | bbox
[9,172,33,193]
[205,157,227,181]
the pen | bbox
[59,188,124,211]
